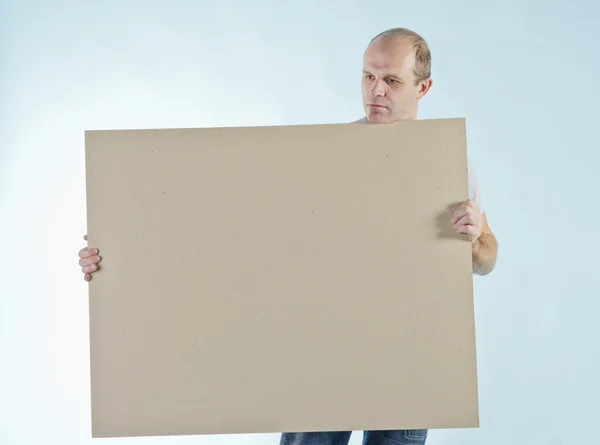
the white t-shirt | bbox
[353,117,484,213]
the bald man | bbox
[278,27,498,445]
[77,26,498,445]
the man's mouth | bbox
[369,104,387,109]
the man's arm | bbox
[471,213,498,275]
[451,200,498,275]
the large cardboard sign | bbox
[85,118,478,438]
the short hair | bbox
[369,27,432,84]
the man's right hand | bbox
[79,234,101,281]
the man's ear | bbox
[417,78,432,99]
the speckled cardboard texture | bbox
[85,118,478,438]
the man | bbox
[278,28,497,445]
[357,27,497,276]
[78,27,498,445]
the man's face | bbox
[361,37,431,123]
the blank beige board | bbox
[85,118,478,438]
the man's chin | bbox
[366,112,392,124]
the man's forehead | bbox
[364,40,414,68]
[363,52,413,75]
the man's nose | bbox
[370,79,385,97]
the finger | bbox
[84,273,91,281]
[79,255,101,267]
[84,234,88,241]
[82,263,97,273]
[456,225,474,241]
[451,199,479,223]
[456,224,474,234]
[78,247,99,258]
[456,224,480,240]
[450,205,469,224]
[454,213,475,227]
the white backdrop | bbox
[1,1,599,444]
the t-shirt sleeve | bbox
[467,158,484,213]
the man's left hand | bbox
[450,199,482,242]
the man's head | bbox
[361,28,432,123]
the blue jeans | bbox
[280,429,428,445]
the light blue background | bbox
[1,1,598,444]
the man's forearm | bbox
[472,233,498,275]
